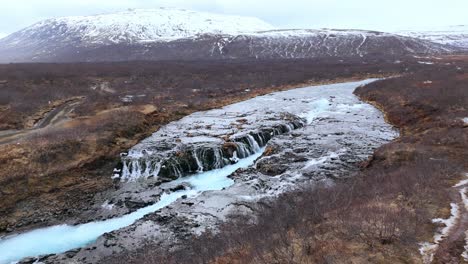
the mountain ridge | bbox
[0,8,275,46]
[0,9,463,63]
[397,25,468,49]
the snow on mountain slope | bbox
[0,8,275,47]
[398,25,468,49]
[0,9,460,63]
[208,29,453,59]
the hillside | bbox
[0,9,459,63]
[398,25,468,49]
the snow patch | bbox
[463,230,468,262]
[101,200,114,210]
[454,179,468,188]
[420,174,468,263]
[461,187,468,211]
[461,187,468,261]
[398,25,468,49]
[419,203,460,264]
[418,61,435,65]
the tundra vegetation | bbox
[0,57,418,232]
[104,56,468,263]
[0,56,466,263]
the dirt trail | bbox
[0,98,83,145]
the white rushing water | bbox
[0,149,265,264]
[300,98,330,124]
[120,79,377,181]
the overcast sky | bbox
[1,0,467,37]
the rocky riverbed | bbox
[0,79,398,264]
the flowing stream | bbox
[0,150,265,264]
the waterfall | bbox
[130,160,142,180]
[246,134,261,153]
[117,119,305,182]
[230,151,240,163]
[213,148,223,169]
[235,142,250,158]
[192,149,204,172]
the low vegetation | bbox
[0,58,421,233]
[106,57,468,263]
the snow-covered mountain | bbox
[1,8,274,46]
[0,9,461,63]
[398,25,468,49]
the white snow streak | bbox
[454,179,468,188]
[101,200,114,210]
[420,173,468,263]
[419,203,460,264]
[397,25,468,49]
[461,186,468,261]
[463,230,468,262]
[418,61,435,65]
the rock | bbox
[256,156,288,176]
[169,183,190,192]
[37,254,55,261]
[124,199,152,210]
[18,257,37,264]
[104,239,117,248]
[65,249,80,258]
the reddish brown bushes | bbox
[0,58,423,129]
[105,157,457,264]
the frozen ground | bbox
[420,173,468,263]
[419,203,460,263]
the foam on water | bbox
[0,149,265,264]
[300,98,330,124]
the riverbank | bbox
[6,78,397,263]
[0,58,417,236]
[101,57,468,264]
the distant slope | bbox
[0,9,460,63]
[398,25,468,49]
[39,29,453,63]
